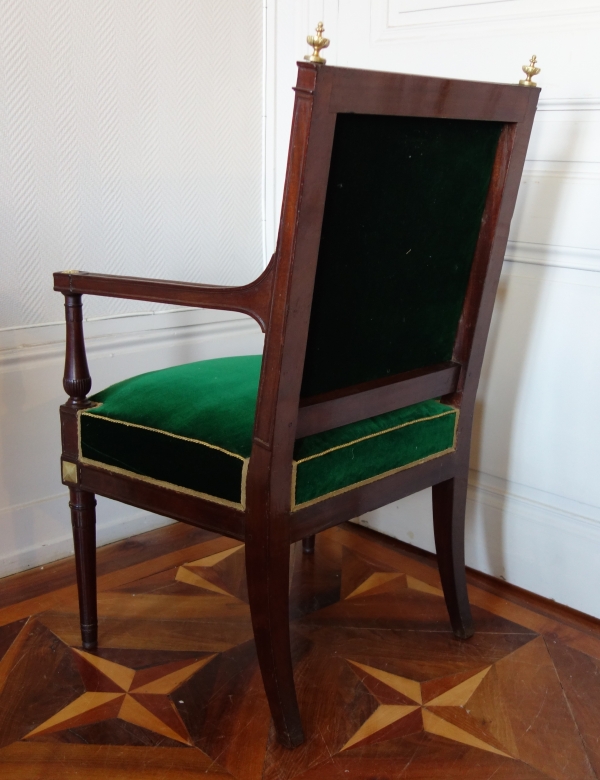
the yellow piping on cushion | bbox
[292,446,456,511]
[294,409,457,464]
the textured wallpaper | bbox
[0,0,263,328]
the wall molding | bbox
[0,308,256,373]
[537,97,600,112]
[467,470,600,543]
[522,162,600,181]
[373,0,600,41]
[505,240,600,273]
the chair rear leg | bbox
[302,534,315,554]
[432,476,473,640]
[69,488,98,649]
[245,533,304,748]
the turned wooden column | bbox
[60,291,98,649]
[63,292,91,407]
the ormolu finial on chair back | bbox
[519,55,541,87]
[305,22,330,64]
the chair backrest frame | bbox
[247,62,539,531]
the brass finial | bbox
[304,21,330,64]
[519,55,540,87]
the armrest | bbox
[54,256,275,332]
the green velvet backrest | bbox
[300,113,504,398]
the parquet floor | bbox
[0,522,599,779]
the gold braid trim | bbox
[295,409,457,464]
[78,455,247,511]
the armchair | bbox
[55,62,539,749]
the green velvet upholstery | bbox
[301,113,503,398]
[293,399,457,507]
[79,356,458,510]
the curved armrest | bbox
[54,257,275,332]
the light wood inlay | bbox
[132,656,215,694]
[341,705,419,750]
[426,666,491,706]
[422,709,512,758]
[348,660,422,704]
[118,694,190,745]
[186,544,244,569]
[345,572,403,599]
[73,648,136,691]
[406,575,444,597]
[175,567,232,596]
[25,692,123,737]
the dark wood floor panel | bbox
[0,522,599,779]
[545,633,600,777]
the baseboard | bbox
[0,493,172,579]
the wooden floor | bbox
[0,522,599,779]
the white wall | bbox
[266,1,600,617]
[0,0,265,577]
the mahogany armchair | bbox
[55,62,538,748]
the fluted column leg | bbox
[69,488,98,649]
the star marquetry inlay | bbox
[25,649,215,745]
[343,660,513,757]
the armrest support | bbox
[54,255,275,332]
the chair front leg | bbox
[432,476,474,640]
[245,524,304,748]
[69,488,98,649]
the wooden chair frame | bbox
[55,62,539,748]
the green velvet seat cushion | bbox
[293,399,457,508]
[79,356,458,510]
[80,355,262,508]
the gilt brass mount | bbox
[305,22,330,64]
[519,55,540,87]
[62,460,78,484]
